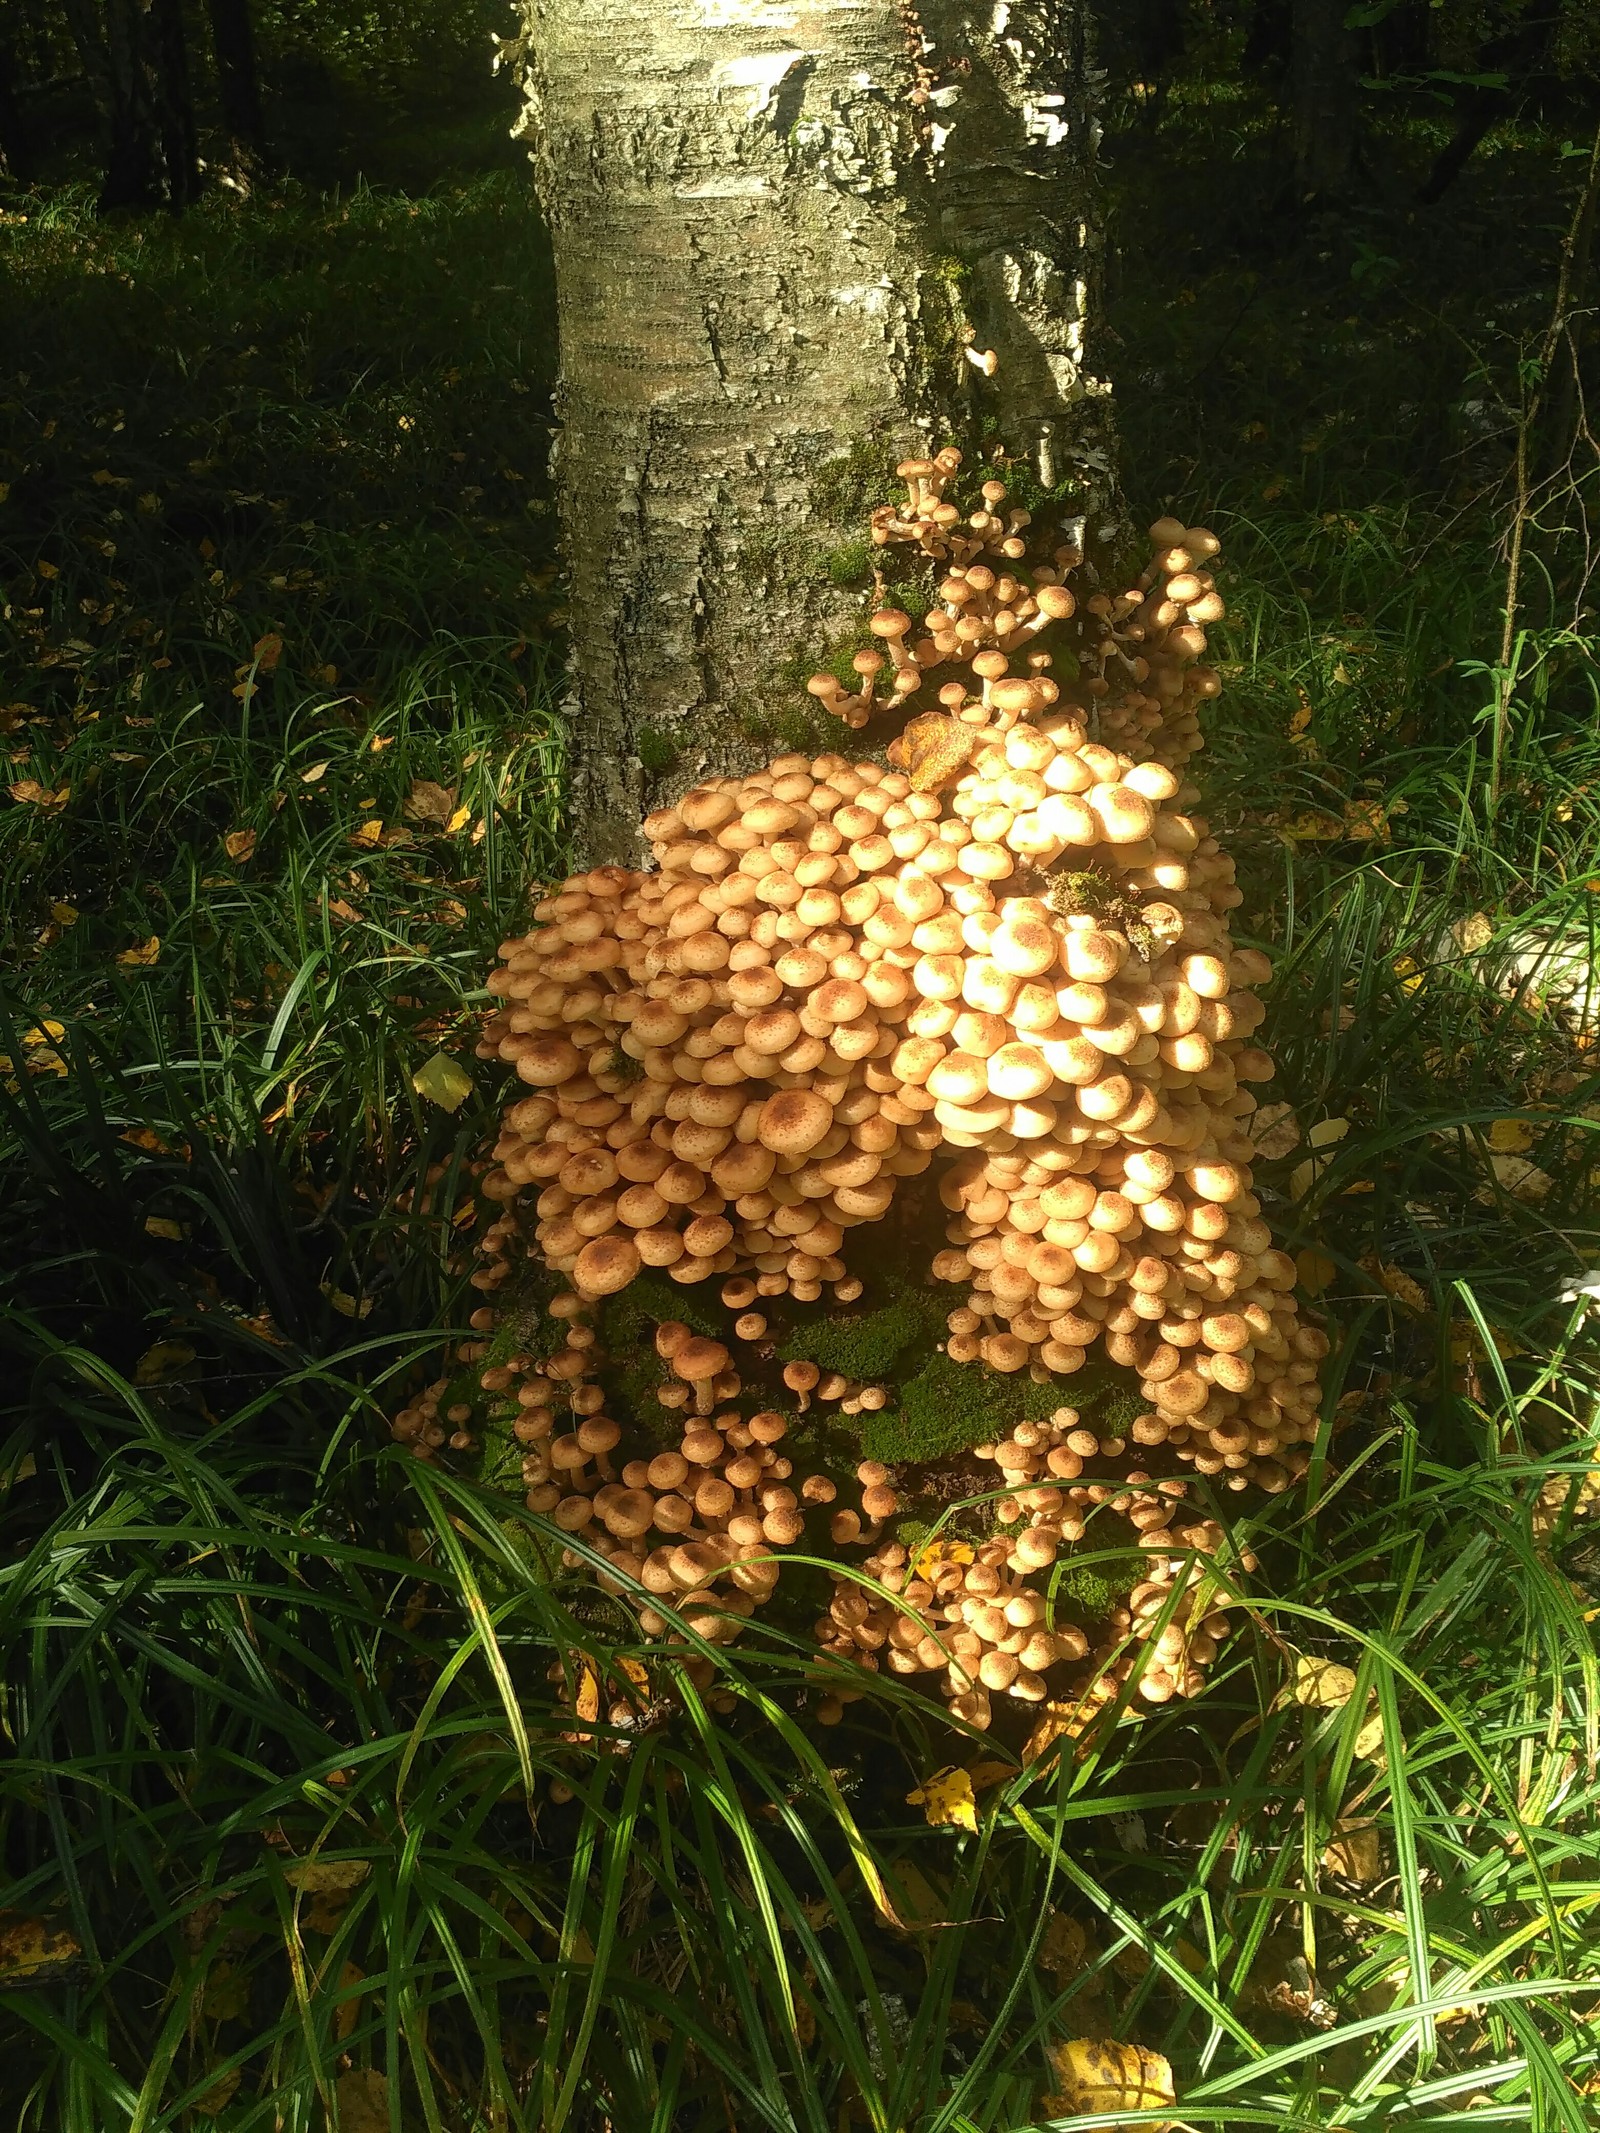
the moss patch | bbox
[777,1286,941,1381]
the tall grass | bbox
[3,57,1599,2133]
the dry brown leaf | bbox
[1296,1248,1338,1297]
[1036,1910,1091,1979]
[285,1857,370,1933]
[190,2066,242,2115]
[1478,1151,1552,1204]
[144,1217,185,1241]
[222,828,257,862]
[333,1959,365,2042]
[1042,2038,1176,2131]
[888,713,979,794]
[1247,1100,1302,1159]
[1322,1820,1382,1882]
[404,778,457,828]
[300,760,330,784]
[334,2069,389,2133]
[133,1340,196,1384]
[0,1912,83,1985]
[327,898,363,924]
[252,633,283,672]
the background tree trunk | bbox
[0,25,34,180]
[99,0,199,213]
[506,0,1117,864]
[206,0,273,189]
[1290,0,1360,203]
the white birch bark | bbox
[502,0,1116,861]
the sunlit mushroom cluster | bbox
[803,447,1223,773]
[394,448,1328,1736]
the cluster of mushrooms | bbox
[391,447,1325,1737]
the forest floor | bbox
[2,53,1599,2133]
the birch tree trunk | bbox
[504,0,1117,863]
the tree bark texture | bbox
[504,0,1116,865]
[99,0,199,213]
[1290,0,1359,202]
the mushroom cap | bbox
[603,1488,657,1539]
[573,1234,640,1297]
[577,1415,622,1455]
[673,1336,731,1384]
[757,1087,835,1155]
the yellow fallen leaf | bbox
[1346,799,1391,842]
[314,664,339,688]
[573,1662,601,1726]
[50,901,79,925]
[133,1340,196,1384]
[1487,1117,1534,1154]
[616,1656,651,1695]
[1288,705,1312,736]
[1322,1819,1382,1882]
[1296,1248,1337,1296]
[327,898,363,924]
[350,817,383,847]
[300,760,330,784]
[9,779,70,810]
[1376,1262,1428,1313]
[413,1052,474,1112]
[121,1125,172,1154]
[252,632,283,671]
[447,803,472,834]
[369,733,394,752]
[0,1912,83,1983]
[37,559,59,579]
[1043,2038,1176,2132]
[1309,1116,1351,1150]
[1454,910,1495,953]
[117,935,161,968]
[223,828,257,862]
[323,1288,372,1319]
[1290,1655,1357,1709]
[967,1758,1015,1794]
[906,1766,978,1833]
[144,1217,185,1241]
[913,1537,975,1579]
[23,1021,64,1045]
[1479,1151,1552,1204]
[1280,810,1344,841]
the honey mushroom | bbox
[411,453,1328,1735]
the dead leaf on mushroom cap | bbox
[1043,2038,1176,2132]
[887,713,979,794]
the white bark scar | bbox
[712,49,810,118]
